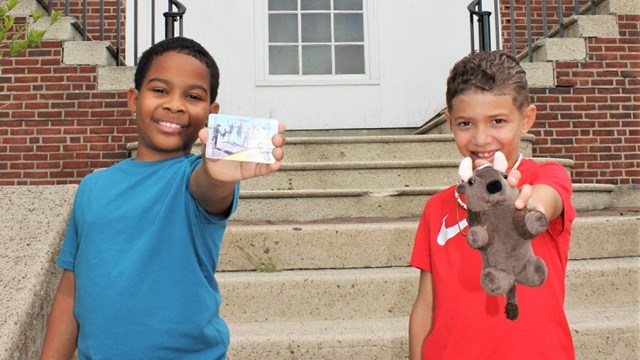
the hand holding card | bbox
[206,114,280,164]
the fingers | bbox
[507,169,521,188]
[272,123,287,147]
[514,184,532,209]
[198,127,209,144]
[271,122,286,162]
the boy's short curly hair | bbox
[446,51,530,112]
[134,37,220,104]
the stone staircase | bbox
[0,0,638,359]
[209,135,639,360]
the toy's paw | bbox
[525,210,547,236]
[516,257,548,287]
[481,268,515,296]
[467,227,489,249]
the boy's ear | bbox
[520,104,537,135]
[444,108,452,130]
[127,88,139,115]
[210,101,220,114]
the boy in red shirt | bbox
[409,51,576,359]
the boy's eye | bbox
[152,88,167,94]
[492,118,506,125]
[457,120,472,128]
[187,94,203,101]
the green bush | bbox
[0,0,61,57]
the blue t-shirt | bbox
[57,155,239,359]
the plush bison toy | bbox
[456,151,548,320]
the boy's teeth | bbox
[477,152,495,158]
[158,121,181,128]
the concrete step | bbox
[532,38,587,62]
[218,257,638,323]
[226,307,640,360]
[283,135,465,162]
[569,212,640,260]
[569,307,640,360]
[234,184,617,222]
[241,157,574,191]
[219,267,416,323]
[126,134,536,162]
[220,213,640,272]
[564,15,619,38]
[235,188,435,221]
[242,160,460,190]
[32,16,83,41]
[227,317,408,360]
[97,66,136,91]
[599,0,640,15]
[564,257,640,310]
[521,62,555,88]
[63,41,116,66]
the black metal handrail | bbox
[36,0,187,66]
[468,0,599,60]
[467,0,493,52]
[164,0,186,39]
[133,0,186,65]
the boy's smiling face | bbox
[128,51,219,161]
[446,91,536,170]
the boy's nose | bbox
[164,94,186,113]
[472,128,491,146]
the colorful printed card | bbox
[205,114,279,164]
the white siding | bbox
[127,0,471,130]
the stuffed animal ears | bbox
[458,157,474,182]
[493,151,508,172]
[458,151,509,182]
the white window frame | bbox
[254,0,380,86]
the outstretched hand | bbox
[197,122,286,183]
[473,159,546,216]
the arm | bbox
[508,170,564,221]
[190,123,286,215]
[40,270,78,360]
[409,270,434,360]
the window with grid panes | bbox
[268,0,366,76]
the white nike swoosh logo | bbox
[437,215,468,246]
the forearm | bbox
[409,307,431,360]
[530,183,563,221]
[41,271,78,360]
[409,271,433,360]
[190,165,236,216]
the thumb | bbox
[198,128,209,154]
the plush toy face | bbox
[456,164,518,212]
[456,151,518,212]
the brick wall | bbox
[0,39,135,185]
[499,1,639,185]
[1,1,133,185]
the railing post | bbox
[467,0,492,52]
[164,0,186,39]
[165,0,173,39]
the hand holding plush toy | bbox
[456,152,548,320]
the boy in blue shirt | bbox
[40,36,286,359]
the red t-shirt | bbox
[410,159,576,359]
